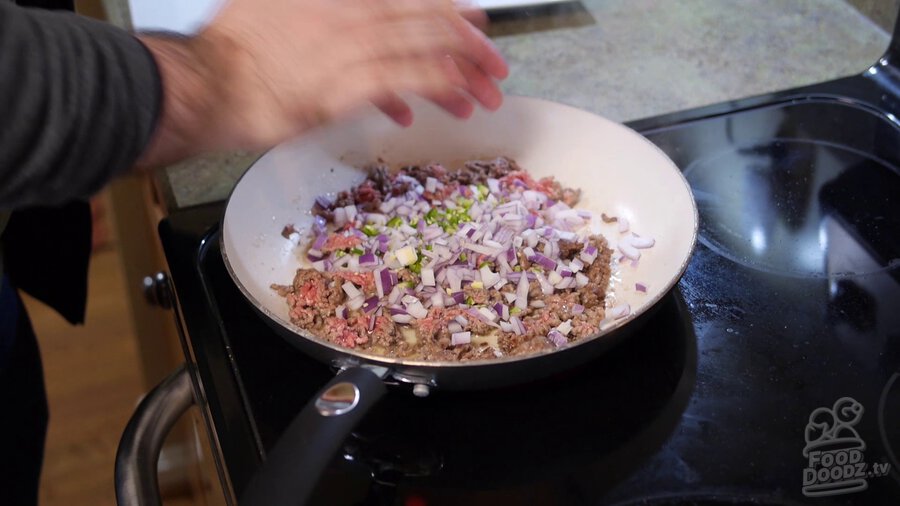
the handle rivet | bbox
[412,384,430,398]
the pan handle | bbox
[115,365,195,506]
[240,366,388,506]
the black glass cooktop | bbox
[161,54,900,506]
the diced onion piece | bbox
[479,266,500,288]
[335,305,348,319]
[580,247,598,265]
[426,177,439,193]
[396,245,418,266]
[510,316,525,336]
[530,300,546,308]
[618,241,641,261]
[618,217,630,233]
[451,332,471,345]
[631,235,655,249]
[373,268,385,298]
[421,267,436,286]
[342,282,361,299]
[448,322,463,333]
[478,307,499,323]
[547,329,567,347]
[575,273,589,288]
[515,274,529,310]
[392,314,413,324]
[503,292,517,304]
[572,304,585,315]
[557,320,573,336]
[430,292,444,308]
[405,300,428,319]
[347,295,365,311]
[344,205,358,223]
[547,271,563,285]
[454,315,468,326]
[608,303,631,319]
[535,272,554,295]
[362,296,379,313]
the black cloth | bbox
[0,288,48,506]
[2,201,92,324]
[0,1,162,209]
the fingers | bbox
[452,56,503,110]
[322,56,462,122]
[374,92,414,126]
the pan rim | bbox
[221,95,699,369]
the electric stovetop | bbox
[160,33,900,506]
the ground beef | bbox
[557,239,582,261]
[276,158,617,362]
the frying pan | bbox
[217,95,697,505]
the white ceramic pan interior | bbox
[222,96,697,364]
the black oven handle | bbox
[115,365,195,506]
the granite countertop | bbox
[155,0,890,212]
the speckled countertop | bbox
[155,0,890,212]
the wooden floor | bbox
[23,245,198,506]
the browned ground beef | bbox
[276,159,614,362]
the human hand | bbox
[137,0,508,167]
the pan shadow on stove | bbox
[488,2,594,37]
[306,293,697,506]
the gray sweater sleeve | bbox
[0,3,162,209]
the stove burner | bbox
[879,372,900,486]
[313,292,697,504]
[685,138,900,278]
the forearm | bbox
[134,35,227,169]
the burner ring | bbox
[684,138,900,279]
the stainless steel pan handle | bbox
[115,365,195,506]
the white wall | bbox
[128,0,223,33]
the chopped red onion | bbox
[636,282,648,293]
[367,314,377,331]
[312,234,327,250]
[476,307,500,324]
[608,304,631,319]
[618,217,630,233]
[451,331,471,345]
[362,296,379,313]
[529,253,557,271]
[535,271,554,295]
[515,274,529,310]
[391,314,413,324]
[405,300,428,319]
[347,295,365,311]
[315,195,334,209]
[547,329,567,347]
[572,304,585,314]
[530,300,546,308]
[448,322,463,333]
[510,316,525,336]
[618,242,641,261]
[421,267,435,286]
[359,250,376,265]
[342,282,361,299]
[631,235,655,249]
[335,305,348,319]
[575,273,589,288]
[454,315,469,327]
